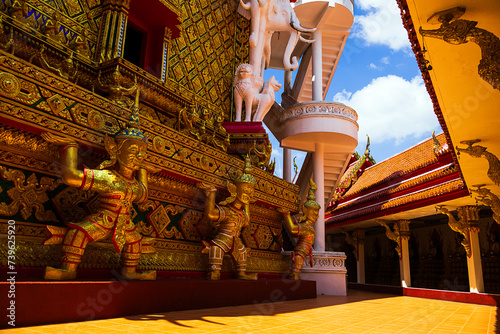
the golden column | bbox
[96,0,130,62]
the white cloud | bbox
[381,56,390,64]
[369,63,381,70]
[353,0,410,51]
[333,75,439,145]
[334,90,351,102]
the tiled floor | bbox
[3,290,498,333]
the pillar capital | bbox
[353,229,365,244]
[397,220,411,239]
[457,205,480,232]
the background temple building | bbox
[323,0,500,298]
[0,0,499,329]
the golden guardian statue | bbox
[279,178,319,280]
[197,157,258,280]
[43,91,156,280]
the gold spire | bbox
[304,178,320,209]
[235,155,256,185]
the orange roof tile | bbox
[341,133,449,199]
[333,162,457,212]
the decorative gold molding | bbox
[0,234,287,273]
[0,220,288,273]
[281,101,358,127]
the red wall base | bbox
[403,287,500,306]
[348,282,500,306]
[1,275,316,329]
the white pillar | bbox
[283,148,292,182]
[468,224,484,293]
[311,29,323,101]
[399,220,411,288]
[313,142,325,251]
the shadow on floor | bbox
[124,289,398,328]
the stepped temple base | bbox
[0,273,316,328]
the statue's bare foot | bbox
[44,266,77,280]
[206,270,221,280]
[236,272,258,280]
[121,268,156,280]
[287,272,300,280]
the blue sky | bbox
[266,0,442,179]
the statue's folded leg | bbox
[207,243,224,280]
[288,251,305,280]
[234,247,257,281]
[45,228,89,280]
[121,234,156,280]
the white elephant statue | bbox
[238,0,316,78]
[233,63,281,122]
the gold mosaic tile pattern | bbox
[169,0,249,120]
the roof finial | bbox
[364,134,370,157]
[432,131,442,154]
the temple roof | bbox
[325,133,468,227]
[343,134,448,198]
